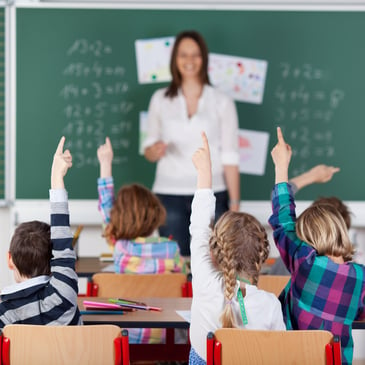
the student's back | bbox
[96,137,183,344]
[269,127,365,365]
[0,137,81,327]
[189,132,285,365]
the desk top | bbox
[353,320,365,330]
[75,257,113,277]
[78,297,191,329]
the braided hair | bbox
[209,211,269,328]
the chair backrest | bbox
[0,324,129,365]
[90,272,189,297]
[207,329,341,365]
[257,275,290,297]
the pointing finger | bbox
[201,131,209,152]
[55,136,65,155]
[276,127,286,145]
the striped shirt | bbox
[97,176,183,343]
[0,189,82,327]
[269,183,365,365]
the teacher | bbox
[143,30,240,259]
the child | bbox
[271,195,353,276]
[270,163,342,276]
[269,126,365,365]
[0,136,81,327]
[96,137,183,343]
[189,132,285,364]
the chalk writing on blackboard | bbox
[60,39,134,168]
[273,62,344,177]
[66,39,113,57]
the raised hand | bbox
[192,131,212,189]
[307,164,340,184]
[97,137,113,178]
[51,136,72,189]
[289,164,340,192]
[271,127,291,184]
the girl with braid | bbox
[188,132,285,365]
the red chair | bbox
[206,328,341,365]
[0,324,129,365]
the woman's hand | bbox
[144,141,168,162]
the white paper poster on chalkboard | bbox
[135,37,175,84]
[239,129,270,176]
[208,53,268,104]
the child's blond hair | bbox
[209,211,269,328]
[296,204,354,262]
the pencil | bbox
[109,299,162,312]
[80,310,124,315]
[117,298,147,306]
[72,225,84,248]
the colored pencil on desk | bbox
[80,310,124,315]
[83,300,122,309]
[109,299,162,312]
[116,298,147,306]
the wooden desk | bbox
[79,297,191,361]
[75,257,113,278]
[79,297,191,328]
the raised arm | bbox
[289,164,340,193]
[50,137,80,324]
[271,127,292,184]
[269,128,310,273]
[190,131,216,289]
[192,131,212,189]
[51,136,72,189]
[97,137,113,178]
[97,137,115,224]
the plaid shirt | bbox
[269,183,365,365]
[98,177,183,344]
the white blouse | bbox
[143,85,239,195]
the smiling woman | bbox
[142,30,241,259]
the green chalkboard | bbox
[16,8,365,200]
